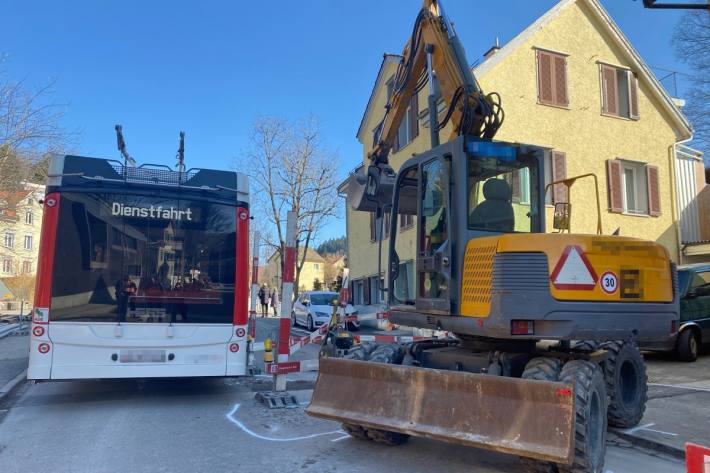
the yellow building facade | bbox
[342,0,696,306]
[265,247,327,293]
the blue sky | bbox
[1,0,692,244]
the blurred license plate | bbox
[119,350,166,363]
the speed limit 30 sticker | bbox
[600,271,618,295]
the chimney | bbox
[483,37,501,60]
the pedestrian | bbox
[258,284,268,317]
[270,287,279,317]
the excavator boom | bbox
[369,0,502,168]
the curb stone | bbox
[0,369,27,406]
[609,428,685,460]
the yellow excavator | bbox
[306,2,679,472]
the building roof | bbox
[268,247,326,264]
[357,0,693,143]
[355,54,403,142]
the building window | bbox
[2,258,12,274]
[536,49,569,108]
[25,211,33,225]
[600,64,639,119]
[3,233,14,248]
[22,260,32,274]
[621,162,649,215]
[387,76,419,151]
[606,159,660,216]
[352,279,364,305]
[24,235,33,250]
[399,213,414,231]
[313,263,320,270]
[27,197,33,205]
[367,275,382,305]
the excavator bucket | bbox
[306,358,575,464]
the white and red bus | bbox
[28,155,251,379]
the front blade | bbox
[306,357,574,464]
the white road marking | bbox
[226,403,343,442]
[623,422,678,437]
[624,423,655,435]
[649,382,710,393]
[331,434,351,442]
[643,428,678,437]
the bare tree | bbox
[238,115,340,298]
[0,63,72,192]
[673,11,710,161]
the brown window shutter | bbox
[537,50,554,104]
[553,55,568,107]
[601,65,618,116]
[606,159,624,213]
[628,71,639,119]
[552,151,568,203]
[369,213,376,241]
[409,94,419,139]
[646,165,661,216]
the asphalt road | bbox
[0,377,684,473]
[0,320,699,473]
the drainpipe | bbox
[670,134,695,265]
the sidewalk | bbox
[0,334,29,402]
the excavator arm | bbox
[369,0,503,168]
[351,0,504,214]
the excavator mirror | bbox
[553,202,571,231]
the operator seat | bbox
[469,178,515,232]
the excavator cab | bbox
[388,136,547,316]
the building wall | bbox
[346,0,688,297]
[0,188,45,278]
[265,253,326,292]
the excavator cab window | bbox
[390,166,419,306]
[467,144,542,233]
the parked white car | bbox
[291,291,358,332]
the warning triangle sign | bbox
[550,245,598,290]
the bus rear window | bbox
[50,192,237,324]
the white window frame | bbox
[21,260,32,274]
[620,160,649,215]
[25,211,33,225]
[24,235,33,250]
[2,258,12,274]
[3,233,14,248]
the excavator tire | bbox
[600,341,647,428]
[557,360,607,473]
[520,357,563,473]
[573,341,599,352]
[342,342,378,361]
[340,343,409,446]
[368,344,405,365]
[342,423,370,440]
